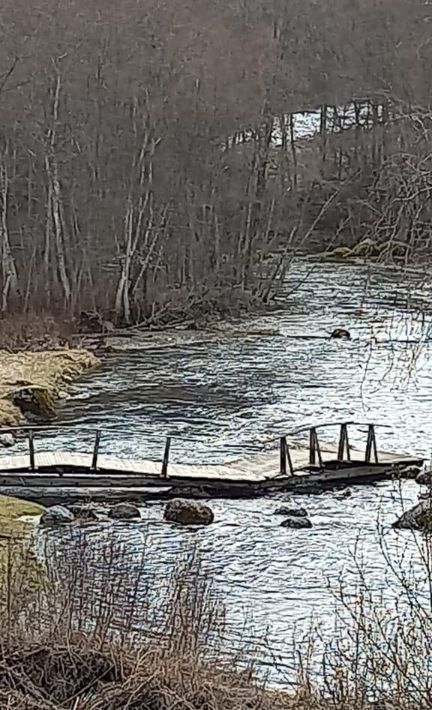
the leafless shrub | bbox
[0,524,429,709]
[0,0,431,326]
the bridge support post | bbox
[338,423,351,461]
[161,436,171,478]
[28,430,36,472]
[365,424,378,463]
[280,436,287,475]
[91,431,101,470]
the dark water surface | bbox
[20,260,432,681]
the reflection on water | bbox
[12,259,432,683]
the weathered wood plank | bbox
[0,445,417,481]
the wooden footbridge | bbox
[0,422,422,502]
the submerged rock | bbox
[68,503,105,521]
[169,486,210,499]
[164,499,214,525]
[40,505,75,526]
[291,484,323,495]
[108,503,141,520]
[340,488,353,498]
[274,506,308,517]
[393,499,432,531]
[280,516,313,529]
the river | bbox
[26,259,432,684]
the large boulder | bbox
[274,506,308,517]
[393,499,432,531]
[164,499,214,525]
[40,505,75,526]
[9,385,57,421]
[108,503,141,520]
[281,516,313,529]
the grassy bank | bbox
[0,349,99,426]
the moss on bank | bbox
[0,349,99,425]
[0,495,45,614]
[0,494,43,530]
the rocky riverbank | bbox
[0,349,99,427]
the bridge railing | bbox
[0,420,396,478]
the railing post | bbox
[280,436,287,476]
[28,430,36,472]
[338,424,345,460]
[315,430,323,469]
[309,428,316,465]
[371,424,378,463]
[286,443,294,476]
[365,425,372,463]
[338,423,350,461]
[161,436,171,478]
[91,430,101,471]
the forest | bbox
[0,0,431,325]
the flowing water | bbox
[22,259,432,682]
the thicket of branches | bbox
[0,527,431,708]
[0,0,431,324]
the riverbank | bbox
[0,522,428,710]
[0,349,99,426]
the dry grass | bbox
[0,313,73,353]
[0,532,302,710]
[0,349,99,425]
[0,527,425,710]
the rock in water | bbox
[330,328,351,339]
[274,506,308,517]
[418,491,432,500]
[0,433,15,447]
[10,385,57,421]
[108,503,141,520]
[416,470,432,485]
[399,465,421,479]
[280,516,313,529]
[164,499,214,525]
[393,499,432,531]
[40,505,75,526]
[68,503,105,521]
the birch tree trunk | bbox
[45,69,72,308]
[0,160,19,312]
